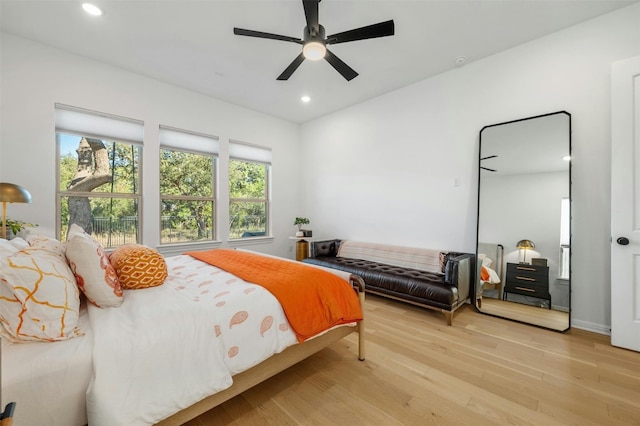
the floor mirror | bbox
[475,111,571,331]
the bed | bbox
[476,242,503,307]
[0,234,365,426]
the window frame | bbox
[228,140,272,240]
[55,132,143,246]
[159,145,218,244]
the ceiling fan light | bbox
[303,42,326,61]
[82,3,103,16]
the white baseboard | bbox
[571,319,611,335]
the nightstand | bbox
[289,236,311,261]
[504,263,551,308]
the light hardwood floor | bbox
[185,294,640,425]
[479,297,570,331]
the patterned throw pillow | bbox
[0,246,81,342]
[109,244,168,290]
[65,224,123,307]
[26,234,67,259]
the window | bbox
[229,141,271,239]
[56,105,143,248]
[159,126,218,244]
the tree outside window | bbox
[229,159,269,238]
[57,133,141,248]
[160,149,215,243]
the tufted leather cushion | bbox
[312,240,339,257]
[303,257,456,308]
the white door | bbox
[611,55,640,352]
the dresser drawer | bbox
[504,262,551,302]
[506,263,548,282]
[506,282,549,298]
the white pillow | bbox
[0,247,82,342]
[7,237,29,250]
[26,234,67,260]
[0,239,20,259]
[65,224,123,308]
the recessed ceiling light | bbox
[455,56,467,66]
[563,155,571,162]
[301,96,311,103]
[82,3,103,16]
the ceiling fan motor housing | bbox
[304,24,325,42]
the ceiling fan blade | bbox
[481,155,498,160]
[324,49,358,81]
[327,20,395,45]
[481,166,497,172]
[302,0,319,32]
[234,27,302,44]
[277,53,306,80]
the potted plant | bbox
[1,218,37,240]
[293,217,309,236]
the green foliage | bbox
[294,217,310,226]
[160,149,213,196]
[229,160,268,238]
[1,218,37,234]
[159,149,215,243]
[229,160,266,199]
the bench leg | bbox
[443,311,453,326]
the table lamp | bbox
[516,239,535,264]
[0,182,32,239]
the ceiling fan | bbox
[233,0,394,81]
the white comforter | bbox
[86,254,298,425]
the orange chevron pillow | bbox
[109,244,167,290]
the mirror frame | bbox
[475,111,571,332]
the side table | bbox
[289,236,311,261]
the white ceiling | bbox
[0,0,636,123]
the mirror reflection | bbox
[476,111,571,331]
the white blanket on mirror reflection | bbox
[86,255,298,426]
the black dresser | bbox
[504,263,551,308]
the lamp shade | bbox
[0,183,32,203]
[516,239,535,249]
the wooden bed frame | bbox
[157,275,366,426]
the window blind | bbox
[229,140,271,164]
[159,126,219,155]
[55,104,143,144]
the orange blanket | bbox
[185,249,363,343]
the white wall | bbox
[300,3,640,333]
[0,33,302,259]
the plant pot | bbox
[1,227,15,240]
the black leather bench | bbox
[303,239,474,325]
